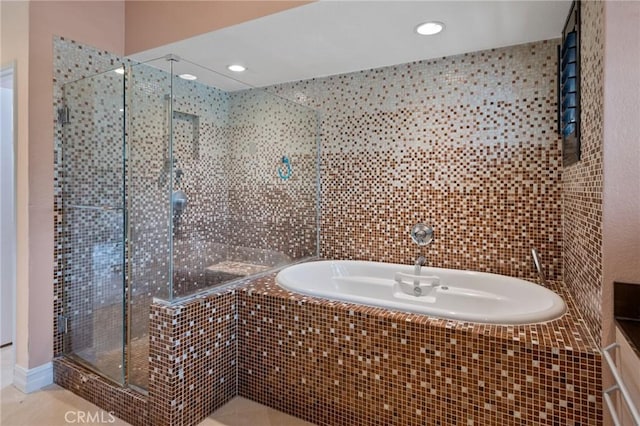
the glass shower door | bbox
[60,68,126,385]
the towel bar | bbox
[602,343,640,425]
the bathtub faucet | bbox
[414,256,427,295]
[531,248,546,285]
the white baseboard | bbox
[13,362,53,393]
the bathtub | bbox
[276,260,566,325]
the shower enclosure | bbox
[59,56,319,391]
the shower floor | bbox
[74,336,149,389]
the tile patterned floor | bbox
[2,346,314,426]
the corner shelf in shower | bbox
[205,261,272,277]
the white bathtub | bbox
[276,260,566,325]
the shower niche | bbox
[59,55,319,391]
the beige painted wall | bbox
[0,0,30,369]
[601,4,640,424]
[602,0,640,347]
[124,0,311,55]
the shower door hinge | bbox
[57,106,70,125]
[57,315,68,334]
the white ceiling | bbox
[130,0,571,92]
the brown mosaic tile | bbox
[53,34,318,391]
[54,266,603,426]
[238,272,602,426]
[268,39,563,284]
[562,0,605,344]
[53,357,149,426]
[148,288,237,426]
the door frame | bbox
[1,63,17,377]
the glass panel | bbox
[126,56,319,390]
[226,89,319,276]
[61,68,126,385]
[169,60,236,298]
[61,56,319,392]
[126,60,173,390]
[167,59,320,300]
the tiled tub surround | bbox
[239,274,602,426]
[268,39,563,283]
[54,271,602,426]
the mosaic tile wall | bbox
[238,274,602,426]
[268,40,564,282]
[53,357,149,426]
[53,36,129,363]
[148,290,237,426]
[124,60,318,305]
[561,0,605,344]
[127,62,231,306]
[227,89,318,260]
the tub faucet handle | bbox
[411,223,434,246]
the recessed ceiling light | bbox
[227,64,246,73]
[178,73,197,81]
[114,68,125,75]
[416,21,445,36]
